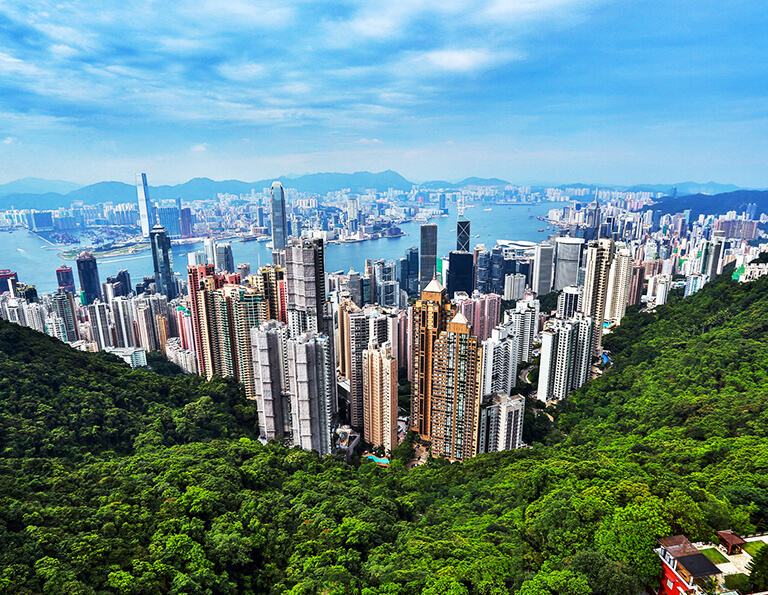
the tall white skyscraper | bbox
[538,313,593,402]
[88,301,112,350]
[136,173,153,238]
[506,297,539,364]
[477,394,525,453]
[286,332,336,456]
[479,324,520,399]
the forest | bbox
[0,266,767,594]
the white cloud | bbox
[2,137,17,145]
[191,143,208,152]
[355,138,383,145]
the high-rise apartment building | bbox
[406,247,419,295]
[503,273,526,301]
[76,251,102,305]
[251,320,290,441]
[455,291,501,342]
[150,224,177,299]
[271,181,288,254]
[136,173,153,238]
[112,296,137,348]
[477,394,525,454]
[286,238,327,338]
[582,238,614,356]
[87,301,112,350]
[252,264,287,323]
[362,341,398,453]
[628,265,646,306]
[538,313,593,402]
[419,224,438,290]
[506,297,539,364]
[411,279,455,438]
[51,291,79,343]
[604,244,632,324]
[557,285,582,319]
[286,332,336,456]
[430,312,481,461]
[479,324,519,399]
[339,302,389,429]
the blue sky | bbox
[1,0,767,187]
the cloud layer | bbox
[1,0,767,186]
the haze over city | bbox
[2,0,768,186]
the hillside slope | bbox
[0,271,767,594]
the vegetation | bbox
[1,266,768,594]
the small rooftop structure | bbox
[657,535,721,595]
[716,530,747,555]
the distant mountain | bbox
[457,177,510,187]
[272,170,413,193]
[651,189,768,218]
[626,181,743,195]
[0,178,81,198]
[0,171,416,209]
[420,180,459,189]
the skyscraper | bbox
[477,394,525,454]
[214,242,235,274]
[112,296,137,348]
[406,246,419,295]
[430,312,481,461]
[253,264,287,323]
[285,238,327,338]
[362,341,398,453]
[554,237,584,291]
[532,242,554,296]
[479,324,519,399]
[604,244,632,324]
[51,291,79,343]
[251,320,290,440]
[411,279,455,438]
[150,225,177,300]
[538,313,594,402]
[87,301,112,350]
[76,251,101,305]
[56,266,76,294]
[557,285,582,319]
[447,251,474,298]
[419,224,438,290]
[136,173,153,238]
[582,238,614,356]
[286,332,336,456]
[271,181,288,255]
[457,215,471,252]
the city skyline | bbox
[1,1,768,186]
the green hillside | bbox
[0,269,767,594]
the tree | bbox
[749,543,768,590]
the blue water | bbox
[1,202,556,294]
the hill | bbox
[0,171,416,210]
[0,178,81,197]
[1,267,767,594]
[651,189,768,218]
[625,181,742,195]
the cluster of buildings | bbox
[1,175,766,462]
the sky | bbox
[1,0,767,187]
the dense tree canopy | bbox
[0,267,767,594]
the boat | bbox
[538,228,545,232]
[484,208,492,211]
[474,234,480,238]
